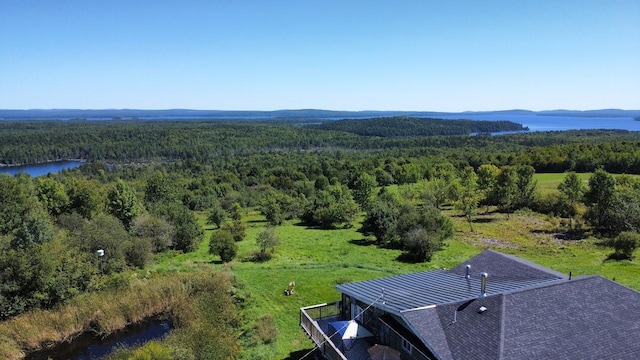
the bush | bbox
[222,220,246,242]
[254,314,277,345]
[610,231,640,260]
[124,237,153,268]
[401,227,443,262]
[206,204,226,228]
[130,216,174,253]
[107,341,174,360]
[209,231,237,263]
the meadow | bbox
[170,173,639,359]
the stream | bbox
[25,317,172,360]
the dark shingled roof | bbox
[336,250,640,359]
[500,275,640,359]
[402,275,640,359]
[449,249,567,280]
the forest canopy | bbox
[0,120,638,175]
[310,116,527,137]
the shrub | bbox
[222,220,246,242]
[254,314,277,345]
[209,231,237,263]
[107,341,174,360]
[401,227,443,262]
[124,237,153,269]
[610,231,640,260]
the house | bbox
[300,250,640,359]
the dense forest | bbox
[0,117,639,359]
[311,116,527,136]
[1,119,639,174]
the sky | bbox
[1,1,639,112]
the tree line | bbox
[1,120,639,175]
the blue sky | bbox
[1,1,639,111]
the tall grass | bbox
[0,271,206,359]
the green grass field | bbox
[533,172,640,194]
[533,172,592,194]
[147,175,640,359]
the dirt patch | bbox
[517,216,547,226]
[479,237,517,249]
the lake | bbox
[0,160,85,177]
[436,114,640,132]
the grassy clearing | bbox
[533,172,592,194]
[448,208,640,289]
[141,200,639,359]
[533,172,640,194]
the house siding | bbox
[383,322,432,360]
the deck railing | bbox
[300,302,347,360]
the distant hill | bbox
[538,109,640,117]
[310,116,528,137]
[0,108,638,121]
[0,109,442,121]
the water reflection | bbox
[26,317,172,360]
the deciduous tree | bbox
[477,164,500,213]
[209,230,237,263]
[256,227,279,261]
[106,179,142,230]
[454,166,482,231]
[352,172,377,210]
[585,169,616,235]
[557,172,585,228]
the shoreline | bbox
[0,159,86,168]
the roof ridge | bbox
[481,250,569,279]
[501,275,601,296]
[497,293,506,360]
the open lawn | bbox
[533,172,640,194]
[533,172,591,194]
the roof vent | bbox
[478,306,488,314]
[480,272,488,298]
[465,264,471,279]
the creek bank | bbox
[25,316,172,360]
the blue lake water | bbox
[436,114,640,132]
[0,160,85,177]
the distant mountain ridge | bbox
[0,108,639,120]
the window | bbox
[351,303,364,322]
[402,337,412,354]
